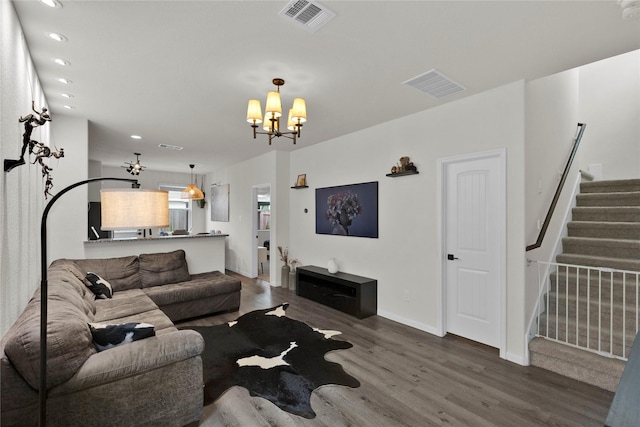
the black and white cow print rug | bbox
[180,303,360,418]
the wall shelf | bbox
[290,185,309,189]
[386,170,419,177]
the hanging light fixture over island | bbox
[181,164,205,200]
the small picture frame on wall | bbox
[296,174,306,187]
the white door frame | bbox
[436,148,507,359]
[251,184,272,282]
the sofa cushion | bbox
[4,291,96,390]
[73,256,142,292]
[85,272,113,299]
[93,289,160,322]
[45,268,96,318]
[49,259,97,314]
[50,259,87,287]
[89,322,155,351]
[138,250,190,288]
[98,308,177,335]
[143,271,241,306]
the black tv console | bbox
[296,265,377,319]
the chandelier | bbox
[122,152,145,175]
[246,78,307,145]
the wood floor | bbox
[177,272,614,427]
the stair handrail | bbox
[526,122,586,251]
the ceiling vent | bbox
[279,0,336,33]
[158,143,184,151]
[402,69,466,99]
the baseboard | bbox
[377,310,443,337]
[506,351,526,366]
[226,266,253,279]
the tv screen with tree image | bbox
[315,181,378,238]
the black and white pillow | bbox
[85,272,113,299]
[89,322,155,352]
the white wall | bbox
[524,69,580,246]
[289,81,527,363]
[1,1,48,335]
[48,115,89,261]
[207,150,290,285]
[578,50,640,180]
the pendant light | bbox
[122,152,145,176]
[181,164,204,200]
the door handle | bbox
[447,254,459,261]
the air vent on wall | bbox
[158,143,184,151]
[279,0,336,33]
[402,69,466,99]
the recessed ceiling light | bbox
[41,0,62,8]
[131,135,142,140]
[52,58,70,66]
[61,93,74,98]
[57,78,72,84]
[46,32,67,42]
[63,105,75,110]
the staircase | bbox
[529,178,640,392]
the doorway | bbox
[438,149,506,357]
[253,185,271,283]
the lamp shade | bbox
[263,113,279,132]
[100,189,169,230]
[290,98,307,123]
[181,184,205,200]
[265,91,282,118]
[287,109,297,131]
[246,99,263,123]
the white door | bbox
[444,153,504,349]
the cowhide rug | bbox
[179,303,360,418]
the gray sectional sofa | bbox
[1,249,241,427]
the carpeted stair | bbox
[530,179,640,392]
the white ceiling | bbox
[12,0,640,174]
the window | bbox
[160,185,191,232]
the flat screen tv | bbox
[315,181,378,238]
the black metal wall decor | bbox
[4,101,65,199]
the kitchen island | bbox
[84,233,228,274]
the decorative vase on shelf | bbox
[328,258,339,274]
[289,271,296,291]
[281,265,290,289]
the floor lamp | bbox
[39,177,169,426]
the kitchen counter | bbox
[83,233,228,274]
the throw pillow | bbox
[89,322,155,352]
[85,272,113,299]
